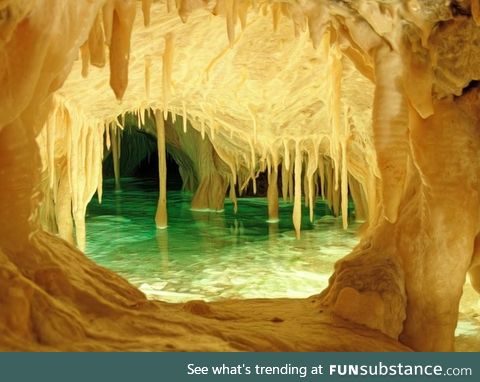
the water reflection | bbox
[86,178,359,302]
[155,228,169,272]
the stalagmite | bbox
[155,110,168,229]
[267,167,279,223]
[109,0,136,100]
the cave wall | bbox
[1,0,480,351]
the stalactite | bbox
[142,0,152,27]
[288,162,294,203]
[167,0,176,14]
[163,32,175,107]
[306,151,317,223]
[45,110,57,189]
[305,0,330,49]
[325,158,333,212]
[248,105,257,144]
[272,2,281,32]
[144,55,151,98]
[182,102,187,133]
[281,160,288,202]
[340,139,349,229]
[472,0,480,26]
[238,0,249,30]
[329,49,342,194]
[105,122,111,149]
[88,13,106,68]
[109,0,136,100]
[303,170,309,208]
[288,2,306,38]
[110,125,121,191]
[229,176,238,213]
[136,109,142,127]
[155,110,168,229]
[332,178,340,217]
[366,169,378,224]
[80,41,90,78]
[211,124,216,141]
[55,165,74,244]
[372,45,409,223]
[267,167,279,222]
[201,119,205,139]
[404,47,433,118]
[348,175,366,220]
[283,140,290,170]
[102,0,114,46]
[97,168,103,204]
[318,155,325,200]
[225,0,236,47]
[37,97,107,252]
[293,142,302,239]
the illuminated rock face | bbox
[0,0,479,351]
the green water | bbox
[85,178,360,302]
[84,178,479,347]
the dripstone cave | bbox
[1,0,480,352]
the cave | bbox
[1,0,480,352]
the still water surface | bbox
[86,178,359,302]
[85,178,479,348]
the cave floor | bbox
[2,295,411,351]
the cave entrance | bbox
[85,114,361,302]
[101,124,184,189]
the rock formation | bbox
[0,0,479,351]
